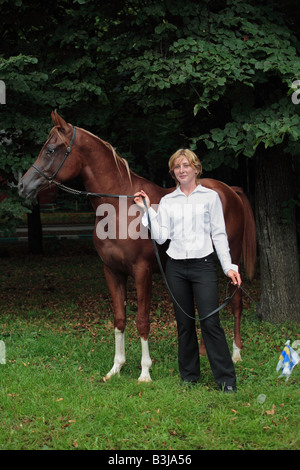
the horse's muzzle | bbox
[18,176,39,200]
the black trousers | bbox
[165,254,236,388]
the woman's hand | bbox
[227,269,242,286]
[133,190,150,211]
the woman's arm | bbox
[134,190,170,244]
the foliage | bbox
[0,195,31,236]
[101,0,300,169]
[0,0,111,233]
[1,0,300,179]
[0,239,299,450]
[0,1,299,206]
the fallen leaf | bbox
[265,405,275,415]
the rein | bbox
[31,125,239,321]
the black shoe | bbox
[181,379,198,387]
[221,384,237,393]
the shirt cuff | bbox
[225,264,239,276]
[141,207,156,228]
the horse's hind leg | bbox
[230,284,243,363]
[103,265,128,380]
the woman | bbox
[134,149,241,392]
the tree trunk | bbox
[255,148,300,323]
[27,199,43,254]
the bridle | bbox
[32,126,77,187]
[31,125,134,198]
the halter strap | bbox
[32,126,76,184]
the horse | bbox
[18,110,256,382]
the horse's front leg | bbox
[103,265,128,380]
[105,327,126,380]
[139,337,152,383]
[135,265,153,383]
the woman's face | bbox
[173,157,197,186]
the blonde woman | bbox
[134,149,241,391]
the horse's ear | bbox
[51,110,71,133]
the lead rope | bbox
[142,197,239,322]
[51,180,291,344]
[226,282,290,342]
[51,181,242,322]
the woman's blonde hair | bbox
[168,149,202,185]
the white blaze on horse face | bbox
[104,328,126,380]
[138,338,152,383]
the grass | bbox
[0,239,299,451]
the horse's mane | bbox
[79,127,133,185]
[100,137,132,185]
[48,124,132,185]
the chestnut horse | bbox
[18,111,256,382]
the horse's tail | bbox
[231,186,257,280]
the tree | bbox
[0,0,110,248]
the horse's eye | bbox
[46,147,55,155]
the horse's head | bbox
[18,111,81,200]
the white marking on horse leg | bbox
[232,340,242,363]
[138,337,152,383]
[104,328,126,381]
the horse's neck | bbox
[80,132,132,195]
[78,128,170,210]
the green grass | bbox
[0,239,299,450]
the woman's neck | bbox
[179,181,198,197]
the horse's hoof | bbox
[138,376,152,383]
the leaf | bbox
[265,405,276,415]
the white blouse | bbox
[142,184,238,275]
